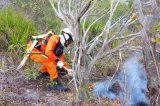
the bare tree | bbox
[49,0,140,100]
[133,0,160,105]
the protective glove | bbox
[57,61,64,69]
[67,69,73,77]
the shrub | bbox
[12,0,61,33]
[0,7,37,53]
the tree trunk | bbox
[133,0,160,105]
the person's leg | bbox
[40,65,47,73]
[28,49,68,91]
[30,54,59,81]
[44,62,58,81]
[44,62,69,91]
[29,49,51,79]
[33,65,50,80]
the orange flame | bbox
[87,83,95,91]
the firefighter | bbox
[26,28,74,91]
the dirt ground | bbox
[0,52,121,106]
[0,52,76,106]
[0,70,76,106]
[0,70,118,106]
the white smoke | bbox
[92,52,149,106]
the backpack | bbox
[27,31,54,51]
[27,31,64,57]
[17,31,55,70]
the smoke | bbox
[92,52,149,105]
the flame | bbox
[138,56,144,63]
[87,83,95,91]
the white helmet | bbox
[61,28,74,47]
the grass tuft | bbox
[0,7,37,53]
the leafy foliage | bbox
[0,7,37,52]
[12,0,61,33]
[148,23,160,33]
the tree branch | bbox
[77,0,92,22]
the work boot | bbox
[36,72,50,80]
[48,78,69,91]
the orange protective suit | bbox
[27,34,69,80]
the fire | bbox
[110,99,120,106]
[115,98,120,106]
[138,56,144,63]
[87,83,95,91]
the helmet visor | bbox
[64,34,73,47]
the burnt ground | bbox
[0,68,119,106]
[0,52,121,106]
[0,69,77,106]
[0,52,76,106]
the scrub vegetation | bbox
[0,7,37,53]
[0,0,160,106]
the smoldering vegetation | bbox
[92,52,149,106]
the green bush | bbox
[0,7,37,52]
[12,0,61,33]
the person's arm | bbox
[59,54,65,61]
[45,35,59,61]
